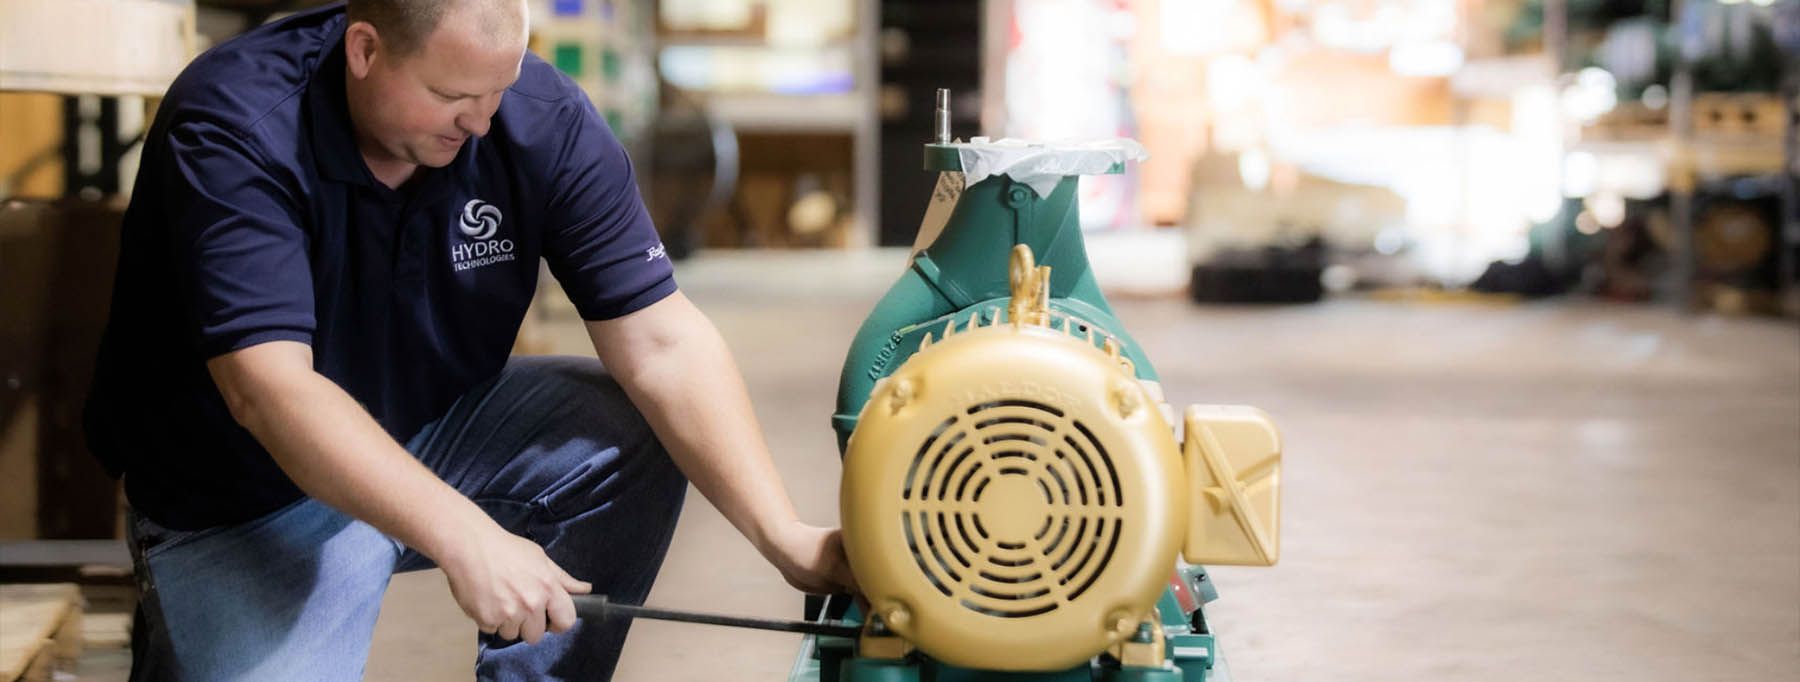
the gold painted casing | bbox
[841,318,1185,671]
[1182,406,1282,566]
[839,245,1282,671]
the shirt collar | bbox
[306,36,377,187]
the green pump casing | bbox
[830,146,1157,454]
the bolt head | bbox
[884,606,910,629]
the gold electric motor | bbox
[841,246,1281,671]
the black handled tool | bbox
[572,595,861,639]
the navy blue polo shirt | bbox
[85,5,676,530]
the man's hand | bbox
[439,526,592,644]
[762,521,858,596]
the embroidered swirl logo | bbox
[459,199,502,240]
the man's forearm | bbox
[212,341,596,638]
[588,311,800,553]
[219,354,491,562]
[586,293,854,595]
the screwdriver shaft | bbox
[572,595,861,639]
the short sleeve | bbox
[540,97,677,321]
[166,122,316,357]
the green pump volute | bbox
[831,144,1157,454]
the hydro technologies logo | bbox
[451,199,514,272]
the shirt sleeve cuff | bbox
[201,328,314,359]
[577,273,679,321]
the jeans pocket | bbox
[535,456,615,521]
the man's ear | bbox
[345,21,381,79]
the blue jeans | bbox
[125,356,688,681]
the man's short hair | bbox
[345,0,454,56]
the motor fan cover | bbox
[840,318,1185,671]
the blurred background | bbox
[5,0,1798,305]
[1,1,1796,681]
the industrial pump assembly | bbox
[801,92,1283,681]
[580,91,1283,681]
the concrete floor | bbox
[353,251,1800,682]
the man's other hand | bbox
[765,522,859,596]
[440,526,592,644]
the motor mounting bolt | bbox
[1132,622,1154,643]
[883,605,911,630]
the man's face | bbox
[348,5,525,170]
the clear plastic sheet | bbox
[952,137,1149,196]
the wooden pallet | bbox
[0,584,82,682]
